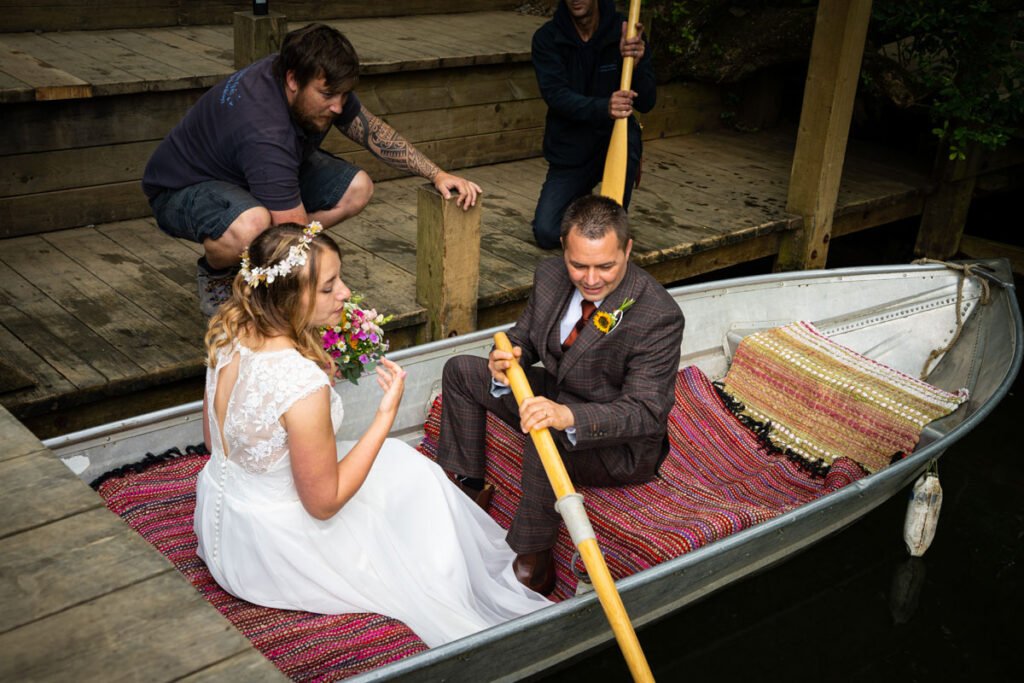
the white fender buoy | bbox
[904,470,943,557]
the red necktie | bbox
[562,299,597,351]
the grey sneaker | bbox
[196,257,237,317]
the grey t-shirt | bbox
[142,55,361,211]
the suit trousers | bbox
[436,354,658,553]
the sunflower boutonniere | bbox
[592,298,636,335]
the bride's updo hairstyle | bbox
[205,223,340,371]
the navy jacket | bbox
[531,0,656,168]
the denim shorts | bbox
[149,150,362,243]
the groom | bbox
[436,194,684,595]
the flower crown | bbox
[240,221,324,288]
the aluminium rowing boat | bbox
[46,259,1022,681]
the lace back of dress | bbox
[217,345,334,474]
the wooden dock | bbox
[0,128,933,431]
[0,405,287,681]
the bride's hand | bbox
[375,358,407,416]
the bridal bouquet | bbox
[320,295,394,385]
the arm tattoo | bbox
[340,105,440,180]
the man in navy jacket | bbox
[530,0,655,249]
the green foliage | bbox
[870,0,1023,155]
[649,0,702,57]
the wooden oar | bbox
[494,332,654,683]
[599,0,643,206]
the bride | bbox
[194,222,551,647]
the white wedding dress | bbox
[194,344,551,647]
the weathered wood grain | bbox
[0,140,158,198]
[0,39,91,100]
[0,406,44,463]
[0,449,103,539]
[177,650,288,683]
[41,30,195,85]
[357,63,539,116]
[0,304,81,404]
[0,236,201,370]
[0,259,140,384]
[0,89,203,155]
[99,219,205,290]
[0,506,173,632]
[0,32,138,88]
[0,1,520,33]
[0,570,256,682]
[42,229,207,340]
[416,185,482,342]
[0,181,151,237]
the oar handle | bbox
[601,0,643,207]
[493,332,575,498]
[618,0,643,92]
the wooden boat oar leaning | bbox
[493,332,654,683]
[599,0,643,205]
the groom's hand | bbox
[519,396,574,433]
[488,346,522,386]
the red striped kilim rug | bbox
[719,321,968,474]
[417,365,864,600]
[96,366,864,679]
[97,454,428,681]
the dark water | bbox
[540,198,1024,682]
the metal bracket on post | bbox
[415,184,481,343]
[233,11,287,70]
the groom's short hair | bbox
[560,195,630,249]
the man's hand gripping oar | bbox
[493,332,654,683]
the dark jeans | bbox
[531,126,643,249]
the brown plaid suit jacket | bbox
[506,257,685,475]
[437,256,684,551]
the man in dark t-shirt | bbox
[143,23,482,316]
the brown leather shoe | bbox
[445,472,494,511]
[513,549,556,596]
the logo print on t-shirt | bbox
[220,66,250,107]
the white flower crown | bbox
[239,221,324,288]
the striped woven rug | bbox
[719,321,968,474]
[96,366,864,679]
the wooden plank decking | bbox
[0,12,544,103]
[0,405,287,681]
[0,127,932,428]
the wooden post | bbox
[775,0,873,272]
[415,185,481,343]
[233,11,288,70]
[914,144,978,259]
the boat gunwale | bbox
[43,260,1011,453]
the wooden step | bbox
[1,0,522,34]
[0,12,724,237]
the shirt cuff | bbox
[565,426,577,445]
[489,378,512,398]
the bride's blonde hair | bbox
[205,223,339,372]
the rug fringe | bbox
[711,382,832,478]
[90,443,209,490]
